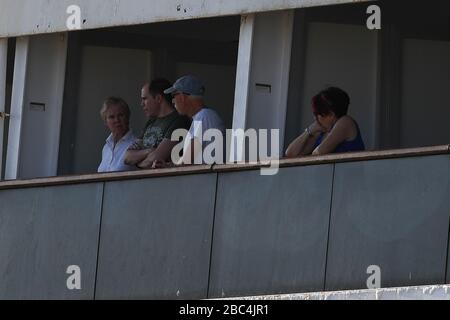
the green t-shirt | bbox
[140,111,191,149]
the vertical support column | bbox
[0,38,7,178]
[241,11,294,156]
[230,14,255,162]
[230,11,295,162]
[5,37,28,180]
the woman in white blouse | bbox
[98,97,137,173]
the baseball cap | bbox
[164,75,206,96]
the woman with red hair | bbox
[285,87,365,157]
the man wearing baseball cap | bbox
[164,75,225,165]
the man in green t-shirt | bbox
[124,78,191,169]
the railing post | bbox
[230,14,255,163]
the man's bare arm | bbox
[137,139,179,169]
[124,149,153,165]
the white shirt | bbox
[188,107,225,140]
[182,107,225,164]
[98,130,137,173]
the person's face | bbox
[105,104,129,137]
[172,92,188,116]
[141,85,161,118]
[315,112,336,132]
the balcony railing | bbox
[0,145,449,299]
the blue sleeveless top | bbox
[313,121,365,153]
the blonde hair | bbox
[100,97,131,121]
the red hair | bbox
[311,87,350,118]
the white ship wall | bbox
[0,0,374,38]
